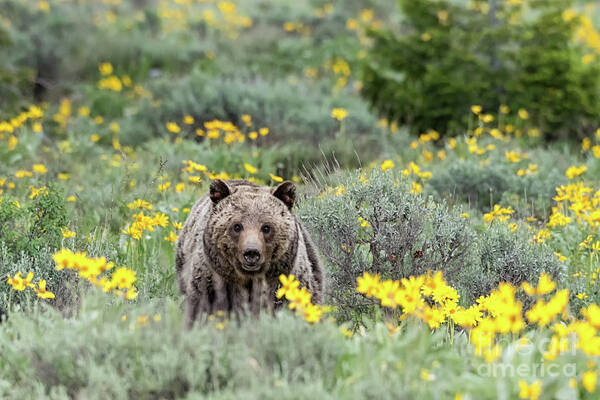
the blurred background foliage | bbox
[1,0,597,141]
[362,0,600,139]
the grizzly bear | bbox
[175,179,323,328]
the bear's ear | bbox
[272,181,296,210]
[209,179,231,204]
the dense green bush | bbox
[298,170,473,321]
[298,169,565,321]
[362,0,600,139]
[465,223,565,305]
[0,185,72,310]
[0,244,72,312]
[0,185,68,256]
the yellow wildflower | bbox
[29,186,48,199]
[244,163,257,174]
[241,114,252,126]
[269,173,283,182]
[277,274,300,299]
[32,164,47,174]
[505,151,522,163]
[518,380,541,400]
[380,159,395,171]
[164,231,178,243]
[35,279,55,299]
[581,304,600,328]
[99,62,113,75]
[111,267,136,289]
[61,227,76,239]
[166,122,181,134]
[127,199,153,210]
[331,108,348,121]
[152,212,169,228]
[518,109,529,120]
[158,182,171,192]
[583,371,597,393]
[521,273,556,296]
[356,272,380,298]
[565,165,586,179]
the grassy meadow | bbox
[1,0,600,398]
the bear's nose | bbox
[243,249,261,265]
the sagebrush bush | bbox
[0,224,124,313]
[465,223,566,305]
[298,169,568,321]
[139,71,377,140]
[298,169,477,321]
[429,160,513,210]
[362,0,600,139]
[429,148,569,216]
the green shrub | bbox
[298,168,566,322]
[0,244,67,312]
[139,71,378,143]
[0,300,347,399]
[428,145,570,216]
[298,169,477,322]
[0,185,73,310]
[429,160,513,210]
[362,0,600,139]
[466,223,566,305]
[0,185,68,256]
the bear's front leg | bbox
[184,295,201,329]
[210,272,230,315]
[249,277,272,317]
[185,272,211,329]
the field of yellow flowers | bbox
[1,0,600,398]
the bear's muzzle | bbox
[243,249,261,266]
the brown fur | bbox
[175,179,323,328]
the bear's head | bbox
[204,179,298,280]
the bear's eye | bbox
[261,225,271,234]
[233,223,243,233]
